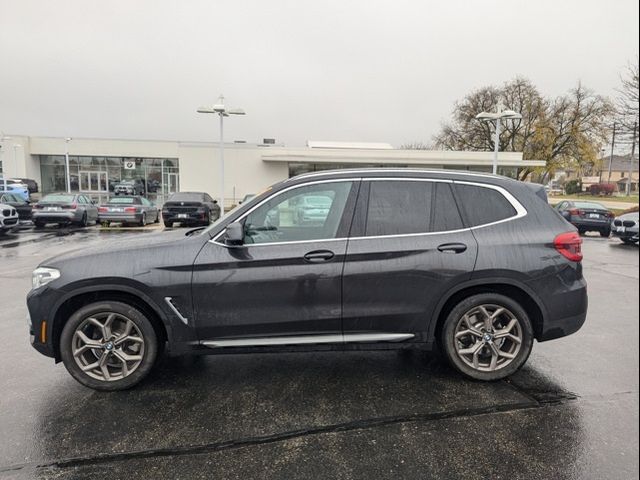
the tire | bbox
[163,221,172,228]
[440,293,534,381]
[139,213,146,227]
[600,228,611,238]
[59,301,159,391]
[34,221,45,229]
[153,212,159,223]
[577,228,585,235]
[79,213,88,228]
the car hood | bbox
[41,229,201,266]
[617,212,639,222]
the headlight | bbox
[32,267,60,290]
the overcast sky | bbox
[0,0,638,147]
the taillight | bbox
[124,207,137,213]
[34,204,43,209]
[554,231,583,262]
[61,203,77,210]
[568,208,583,216]
[98,207,108,213]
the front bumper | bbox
[26,286,61,359]
[611,227,639,241]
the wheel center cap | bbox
[483,333,493,343]
[104,342,114,351]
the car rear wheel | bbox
[441,293,534,381]
[163,221,172,228]
[60,301,159,391]
[600,228,611,238]
[79,213,88,227]
[139,212,147,227]
[34,221,45,229]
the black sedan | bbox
[98,196,159,226]
[0,192,32,222]
[161,192,220,228]
[555,200,613,236]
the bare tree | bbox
[616,58,639,133]
[401,141,432,150]
[432,78,613,181]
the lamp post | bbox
[475,103,523,175]
[0,134,11,191]
[197,95,246,213]
[64,138,72,193]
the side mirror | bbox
[224,221,244,246]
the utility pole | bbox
[627,121,637,196]
[607,122,616,183]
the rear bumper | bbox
[98,213,142,223]
[571,218,610,230]
[536,274,588,342]
[163,211,207,224]
[32,211,79,223]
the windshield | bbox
[41,194,76,203]
[168,193,203,202]
[108,197,139,204]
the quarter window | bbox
[243,181,353,244]
[453,184,517,227]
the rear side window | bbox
[453,184,517,227]
[365,181,432,236]
[432,183,464,232]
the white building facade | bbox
[0,135,544,207]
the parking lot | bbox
[0,228,637,480]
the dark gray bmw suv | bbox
[27,169,587,390]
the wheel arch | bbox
[50,286,170,362]
[430,278,547,345]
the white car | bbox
[0,203,19,235]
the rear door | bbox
[341,178,478,342]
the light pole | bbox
[475,103,522,175]
[197,95,246,213]
[13,144,22,179]
[0,134,11,191]
[64,138,72,193]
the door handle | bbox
[303,250,335,263]
[437,243,467,254]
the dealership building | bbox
[0,135,544,207]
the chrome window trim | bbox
[210,177,527,247]
[201,332,415,348]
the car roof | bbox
[283,168,520,187]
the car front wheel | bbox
[441,293,534,381]
[60,301,159,391]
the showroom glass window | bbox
[243,181,354,244]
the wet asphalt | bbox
[0,227,637,479]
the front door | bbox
[192,180,359,342]
[341,179,478,341]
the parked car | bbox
[0,203,19,235]
[293,194,333,225]
[27,169,588,391]
[32,193,99,228]
[0,192,32,221]
[555,200,613,236]
[611,211,639,245]
[161,192,220,228]
[13,177,39,194]
[113,179,145,196]
[0,180,30,201]
[98,196,159,226]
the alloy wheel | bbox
[453,304,523,372]
[71,312,145,381]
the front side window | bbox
[243,181,353,244]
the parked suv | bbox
[27,170,588,390]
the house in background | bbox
[596,154,639,193]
